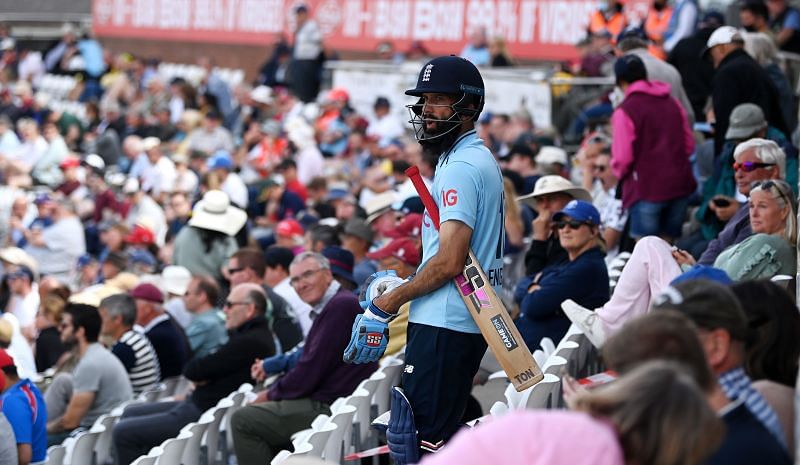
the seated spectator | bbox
[112,283,276,465]
[366,237,421,358]
[264,247,313,337]
[24,198,85,282]
[422,361,722,465]
[321,246,357,292]
[0,314,36,380]
[564,179,797,346]
[650,280,790,452]
[504,144,540,195]
[185,111,234,156]
[231,252,377,465]
[304,224,341,254]
[517,176,593,276]
[182,276,228,358]
[514,200,609,349]
[98,294,160,396]
[0,349,46,465]
[100,252,127,283]
[599,308,791,465]
[207,150,248,209]
[228,248,302,352]
[46,304,132,445]
[130,283,188,379]
[5,266,39,339]
[161,265,193,329]
[0,412,17,465]
[34,293,67,372]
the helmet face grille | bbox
[405,93,482,143]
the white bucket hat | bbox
[161,266,192,296]
[517,175,592,210]
[188,190,247,236]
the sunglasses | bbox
[750,180,793,205]
[732,161,775,172]
[591,164,607,172]
[554,220,589,230]
[224,300,251,308]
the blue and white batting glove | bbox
[359,270,406,309]
[387,387,420,465]
[343,301,394,364]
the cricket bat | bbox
[405,166,544,391]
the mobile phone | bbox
[577,370,618,388]
[712,197,731,208]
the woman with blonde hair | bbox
[489,35,514,67]
[34,293,68,371]
[421,360,724,465]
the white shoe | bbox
[561,299,607,348]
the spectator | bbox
[286,119,324,184]
[582,150,627,256]
[0,349,46,465]
[518,175,593,276]
[182,275,228,358]
[264,247,313,337]
[34,293,67,372]
[24,198,85,282]
[427,361,722,465]
[588,0,627,39]
[231,252,377,465]
[207,150,248,209]
[514,201,609,348]
[227,248,303,352]
[460,26,490,66]
[5,266,38,335]
[0,413,17,465]
[705,26,787,154]
[130,283,188,380]
[98,294,160,396]
[600,309,791,465]
[0,318,35,382]
[185,111,234,156]
[274,158,308,202]
[288,4,323,103]
[766,0,800,53]
[113,283,276,465]
[505,144,540,195]
[643,0,673,59]
[255,176,306,228]
[321,246,357,292]
[46,304,132,444]
[123,178,167,247]
[304,224,340,253]
[31,122,68,188]
[340,218,378,288]
[564,177,797,346]
[741,1,771,32]
[161,265,193,329]
[172,190,245,282]
[139,138,177,199]
[489,35,514,67]
[611,54,695,241]
[663,0,699,53]
[742,32,797,132]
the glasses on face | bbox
[224,300,251,309]
[58,322,70,331]
[289,268,323,287]
[554,220,588,230]
[591,164,607,172]
[733,161,775,172]
[227,267,245,275]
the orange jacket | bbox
[589,9,627,39]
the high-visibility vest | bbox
[644,7,672,59]
[589,9,628,39]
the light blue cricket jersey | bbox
[409,130,505,334]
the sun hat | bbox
[161,266,192,296]
[188,190,247,236]
[517,175,592,210]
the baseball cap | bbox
[725,103,767,140]
[34,192,52,205]
[6,265,34,282]
[385,213,423,239]
[326,182,351,202]
[652,279,748,342]
[703,26,744,56]
[367,237,421,267]
[553,200,601,226]
[374,96,391,108]
[161,266,191,296]
[275,219,305,238]
[130,283,164,303]
[342,218,374,243]
[250,86,274,105]
[142,137,161,151]
[517,175,592,210]
[207,150,234,171]
[671,265,732,286]
[59,156,81,170]
[535,146,568,166]
[128,249,157,268]
[125,224,156,246]
[0,349,15,373]
[321,246,356,286]
[700,11,725,28]
[616,26,648,44]
[122,177,140,194]
[614,54,648,83]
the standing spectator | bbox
[489,35,514,67]
[663,0,699,53]
[24,198,85,282]
[742,32,797,133]
[173,190,244,282]
[113,283,276,465]
[705,26,787,154]
[161,265,193,329]
[766,0,800,53]
[611,54,695,241]
[46,304,132,444]
[130,283,188,380]
[588,0,627,39]
[0,349,46,465]
[98,294,160,396]
[182,276,228,359]
[264,247,313,337]
[741,1,771,32]
[197,57,234,127]
[231,253,377,465]
[460,27,491,66]
[288,4,323,103]
[643,0,673,59]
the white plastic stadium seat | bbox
[45,445,66,465]
[182,415,213,465]
[540,337,556,358]
[65,428,103,465]
[322,404,357,462]
[154,429,192,465]
[202,397,233,465]
[92,413,120,465]
[344,388,373,455]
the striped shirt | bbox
[112,330,161,395]
[719,367,787,450]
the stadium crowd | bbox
[0,1,798,464]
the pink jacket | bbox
[420,411,625,465]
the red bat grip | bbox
[405,166,441,230]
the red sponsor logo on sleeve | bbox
[442,189,458,207]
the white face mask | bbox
[610,87,625,108]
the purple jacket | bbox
[611,80,696,209]
[268,289,377,405]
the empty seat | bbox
[154,429,192,465]
[322,404,357,462]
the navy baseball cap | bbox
[617,26,648,43]
[321,246,356,287]
[406,55,484,98]
[553,200,601,226]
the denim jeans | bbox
[629,196,691,239]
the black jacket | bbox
[185,315,275,411]
[524,234,569,276]
[264,286,303,352]
[712,48,788,154]
[668,27,716,121]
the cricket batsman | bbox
[344,55,505,463]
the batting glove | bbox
[359,270,406,309]
[343,301,393,364]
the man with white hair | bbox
[121,135,145,176]
[699,138,786,264]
